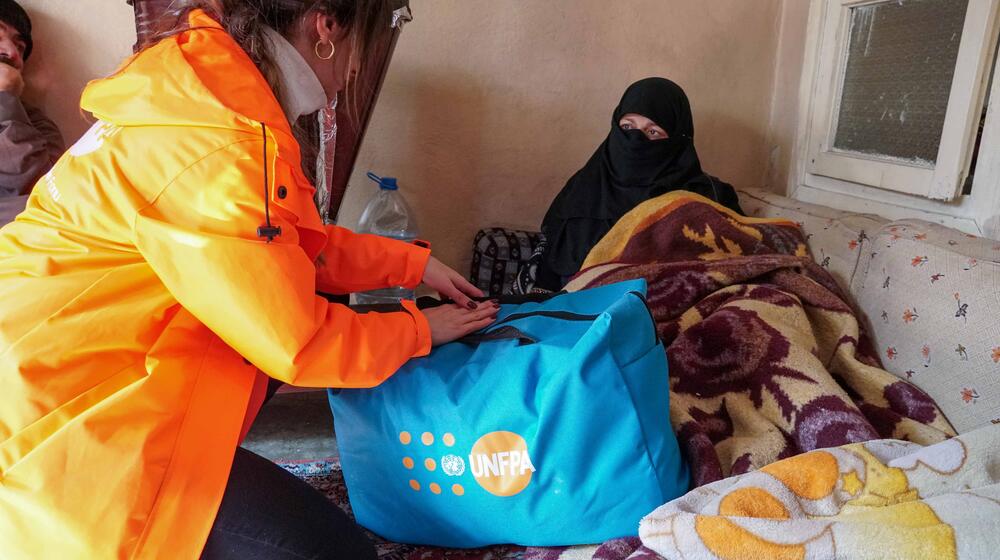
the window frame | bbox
[805,0,1000,201]
[791,0,1000,238]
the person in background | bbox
[533,77,743,291]
[0,0,62,200]
[0,1,493,559]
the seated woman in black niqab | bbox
[533,77,743,291]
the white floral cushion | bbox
[851,220,1000,433]
[738,189,887,293]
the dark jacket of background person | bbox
[0,190,25,224]
[0,91,63,197]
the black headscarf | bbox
[538,78,742,286]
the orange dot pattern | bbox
[400,430,470,498]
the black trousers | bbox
[201,381,375,560]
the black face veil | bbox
[539,77,742,280]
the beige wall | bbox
[764,0,811,197]
[340,0,788,272]
[14,0,810,275]
[19,0,135,143]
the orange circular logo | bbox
[468,431,536,497]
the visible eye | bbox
[647,128,670,140]
[620,122,633,130]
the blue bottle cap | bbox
[367,171,399,190]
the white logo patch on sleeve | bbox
[69,121,122,157]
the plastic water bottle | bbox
[354,172,419,305]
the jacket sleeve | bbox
[315,224,430,295]
[132,142,431,388]
[0,93,64,196]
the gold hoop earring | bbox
[314,39,335,60]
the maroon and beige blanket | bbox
[565,191,954,489]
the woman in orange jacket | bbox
[0,1,496,558]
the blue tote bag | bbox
[328,280,689,547]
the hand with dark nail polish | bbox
[425,303,500,346]
[421,256,486,311]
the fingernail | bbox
[467,301,478,310]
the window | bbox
[805,0,999,201]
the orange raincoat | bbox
[0,11,431,560]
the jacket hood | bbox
[81,10,298,150]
